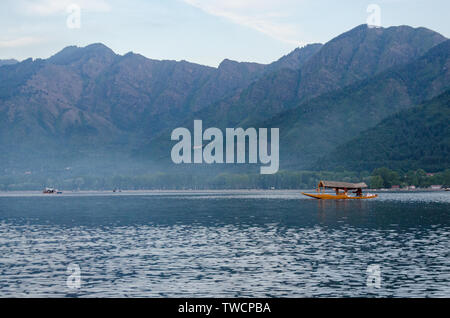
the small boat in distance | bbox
[302,181,377,200]
[43,187,62,194]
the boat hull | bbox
[302,192,378,200]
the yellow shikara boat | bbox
[302,181,378,200]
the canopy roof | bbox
[318,181,367,189]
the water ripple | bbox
[0,191,449,297]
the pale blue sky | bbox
[1,0,449,66]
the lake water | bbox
[0,190,449,297]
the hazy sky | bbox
[1,0,449,66]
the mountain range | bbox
[266,37,450,170]
[0,24,449,181]
[140,25,449,171]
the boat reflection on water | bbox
[316,199,370,224]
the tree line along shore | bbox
[0,168,449,191]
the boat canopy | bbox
[318,180,367,189]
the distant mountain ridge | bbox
[0,24,448,177]
[0,40,324,174]
[0,59,18,67]
[140,25,449,170]
[175,24,447,131]
[264,39,450,170]
[265,43,323,72]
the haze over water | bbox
[0,191,449,297]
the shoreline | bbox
[0,188,447,194]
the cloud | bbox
[183,0,304,45]
[19,0,111,16]
[0,36,44,48]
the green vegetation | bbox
[370,168,450,189]
[321,89,450,172]
[1,28,449,184]
[1,168,448,191]
[0,170,367,191]
[268,40,450,170]
[143,35,450,171]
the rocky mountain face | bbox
[0,42,321,173]
[265,39,450,170]
[185,25,447,129]
[295,24,447,101]
[140,26,448,170]
[0,24,448,177]
[265,43,323,72]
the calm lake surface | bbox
[0,190,449,297]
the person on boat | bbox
[354,188,362,197]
